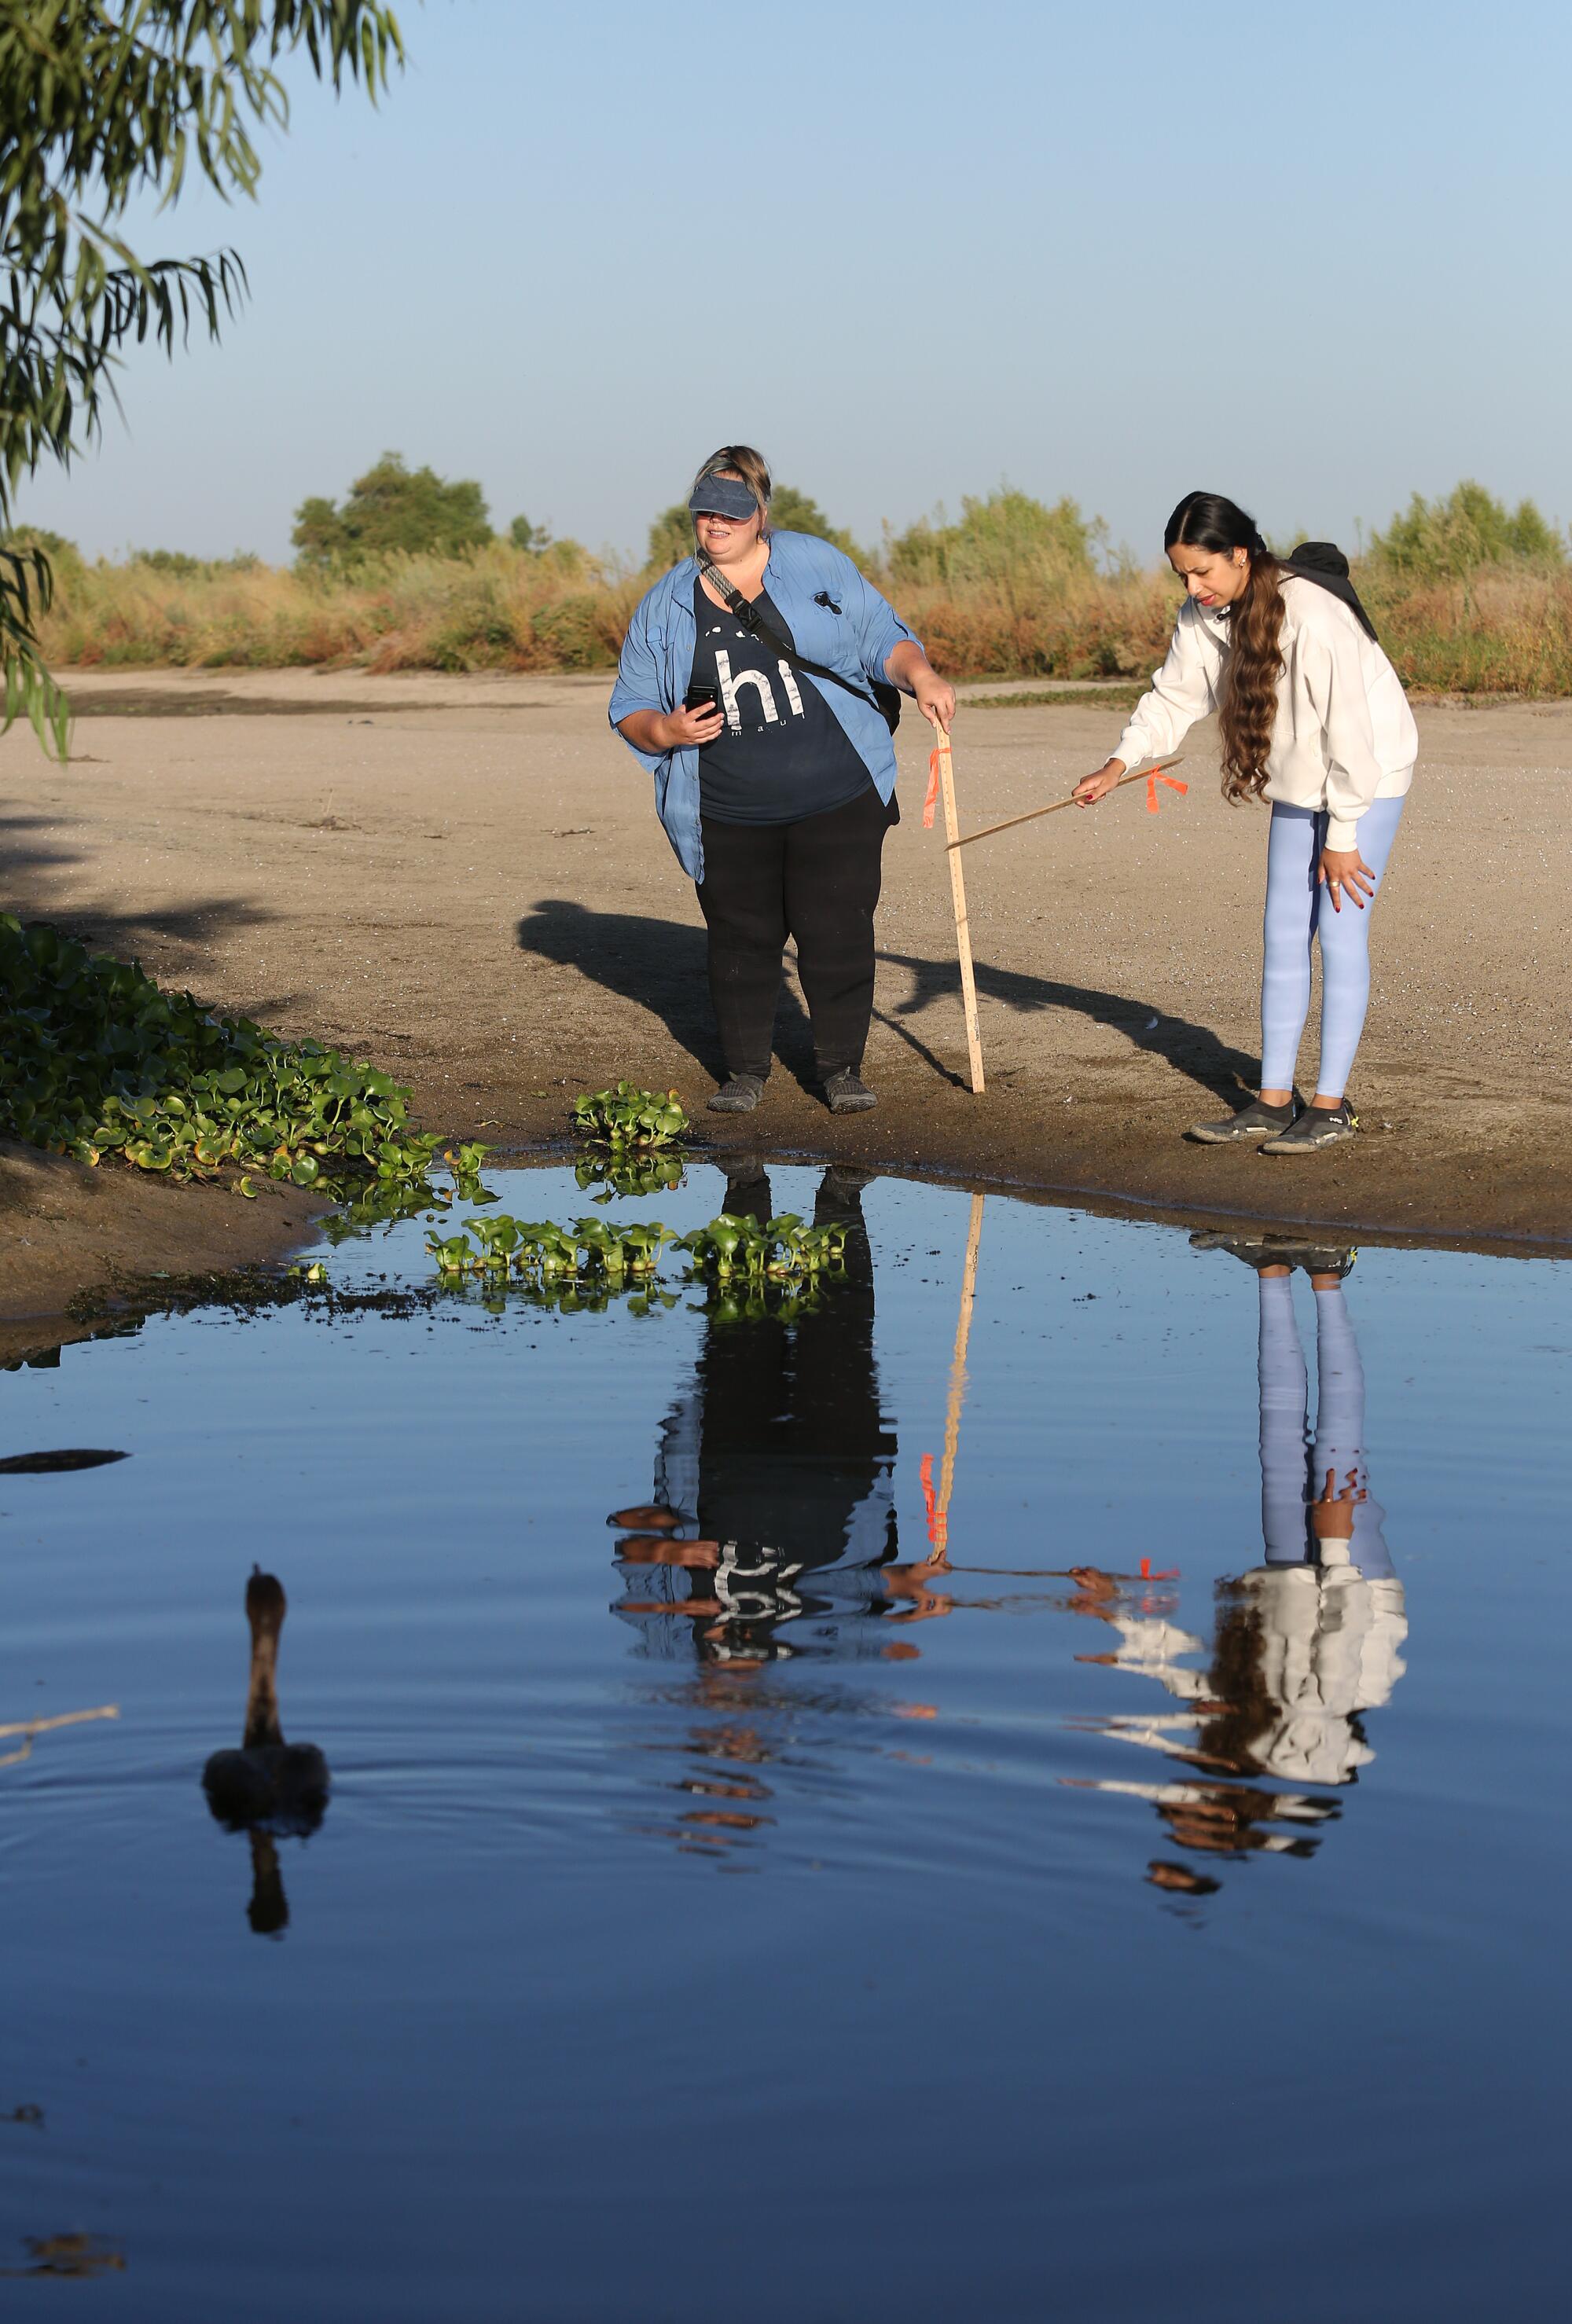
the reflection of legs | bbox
[696,821,788,1079]
[783,788,894,1078]
[1313,798,1404,1100]
[1312,1283,1393,1577]
[722,1166,773,1225]
[1260,806,1318,1096]
[1258,1274,1310,1564]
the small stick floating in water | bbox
[0,1704,119,1769]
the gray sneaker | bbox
[1187,1096,1295,1144]
[707,1073,765,1114]
[1262,1101,1358,1154]
[1189,1230,1358,1279]
[824,1070,876,1114]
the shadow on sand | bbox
[515,897,1257,1103]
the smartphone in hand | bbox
[684,680,722,715]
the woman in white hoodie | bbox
[1074,491,1417,1152]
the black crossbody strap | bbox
[698,557,898,730]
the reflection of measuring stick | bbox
[0,1703,119,1770]
[920,1191,985,1559]
[924,718,986,1092]
[948,755,1188,853]
[942,1561,1180,1581]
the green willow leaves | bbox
[0,1,404,749]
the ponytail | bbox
[1165,490,1285,803]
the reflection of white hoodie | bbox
[1233,1562,1407,1786]
[1088,1276,1406,1791]
[1089,1571,1407,1789]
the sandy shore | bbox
[2,666,1568,1297]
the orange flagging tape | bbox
[923,750,942,828]
[1144,773,1189,815]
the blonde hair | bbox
[690,444,773,527]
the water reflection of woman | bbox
[1079,1242,1407,1885]
[612,1167,897,1667]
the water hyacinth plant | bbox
[571,1082,689,1151]
[0,916,478,1208]
[426,1211,849,1316]
[575,1151,688,1204]
[677,1213,849,1283]
[424,1216,678,1284]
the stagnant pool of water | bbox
[2,1163,1567,2319]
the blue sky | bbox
[19,0,1572,567]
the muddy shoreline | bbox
[2,667,1567,1313]
[0,1138,329,1357]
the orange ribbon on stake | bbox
[922,747,942,829]
[1145,771,1188,814]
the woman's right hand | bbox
[1073,758,1126,807]
[659,703,725,751]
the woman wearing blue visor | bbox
[611,446,954,1114]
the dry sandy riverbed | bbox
[2,666,1568,1319]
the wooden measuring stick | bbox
[947,755,1187,852]
[929,1191,985,1559]
[931,718,986,1092]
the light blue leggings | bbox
[1261,797,1405,1100]
[1257,1274,1393,1576]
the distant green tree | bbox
[292,454,494,570]
[509,514,553,553]
[888,490,1100,590]
[1368,481,1567,578]
[645,483,855,572]
[0,1,403,752]
[127,546,261,577]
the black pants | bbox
[696,784,897,1081]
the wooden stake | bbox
[931,718,986,1092]
[948,754,1187,852]
[928,1191,985,1561]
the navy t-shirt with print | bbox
[690,577,872,825]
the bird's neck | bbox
[243,1626,284,1749]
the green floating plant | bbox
[574,1150,687,1204]
[0,916,487,1211]
[571,1081,689,1151]
[424,1215,678,1285]
[676,1213,849,1284]
[425,1212,849,1322]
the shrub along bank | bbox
[16,481,1572,696]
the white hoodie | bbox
[1114,576,1418,851]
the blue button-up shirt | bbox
[608,531,920,881]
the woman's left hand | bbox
[1319,846,1375,912]
[911,666,957,732]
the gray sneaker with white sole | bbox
[1261,1101,1358,1153]
[1187,1096,1296,1144]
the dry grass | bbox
[33,542,1572,696]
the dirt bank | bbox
[3,666,1568,1256]
[0,1136,326,1360]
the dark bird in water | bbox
[202,1568,329,1834]
[202,1568,329,1937]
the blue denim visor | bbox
[687,475,760,522]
